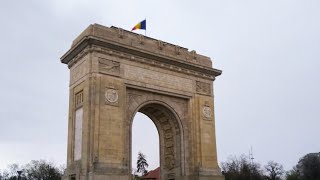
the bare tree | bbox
[7,164,20,178]
[0,170,10,180]
[0,172,8,180]
[24,160,62,180]
[221,155,264,180]
[264,161,284,180]
[0,160,63,180]
[1,163,25,180]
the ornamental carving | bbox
[165,155,175,170]
[105,88,119,106]
[196,81,211,95]
[160,117,175,170]
[202,106,212,119]
[99,58,120,76]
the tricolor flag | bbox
[131,19,146,31]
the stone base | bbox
[62,174,224,180]
[176,175,224,180]
[62,174,131,180]
[62,164,224,180]
[197,175,225,180]
[89,175,130,180]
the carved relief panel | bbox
[202,101,213,121]
[104,87,119,106]
[196,81,211,95]
[159,117,175,170]
[99,58,120,76]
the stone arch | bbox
[126,88,187,179]
[61,24,224,180]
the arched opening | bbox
[132,112,160,176]
[129,101,183,180]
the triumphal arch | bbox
[61,24,224,180]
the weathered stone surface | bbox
[123,64,193,92]
[61,24,224,180]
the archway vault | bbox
[61,24,224,180]
[127,88,187,179]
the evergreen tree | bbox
[136,152,149,176]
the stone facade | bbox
[61,24,224,180]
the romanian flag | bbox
[131,19,146,31]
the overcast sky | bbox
[0,0,319,173]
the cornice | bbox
[61,36,222,80]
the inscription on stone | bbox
[124,65,193,92]
[74,107,83,161]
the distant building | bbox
[142,167,160,180]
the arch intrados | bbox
[129,100,185,175]
[129,100,183,132]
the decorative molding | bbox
[98,58,120,76]
[118,28,124,39]
[67,46,91,69]
[175,46,180,55]
[138,34,144,44]
[191,50,197,60]
[62,38,221,80]
[196,81,211,95]
[158,41,164,50]
[160,117,175,170]
[63,25,216,67]
[75,90,84,109]
[66,45,217,80]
